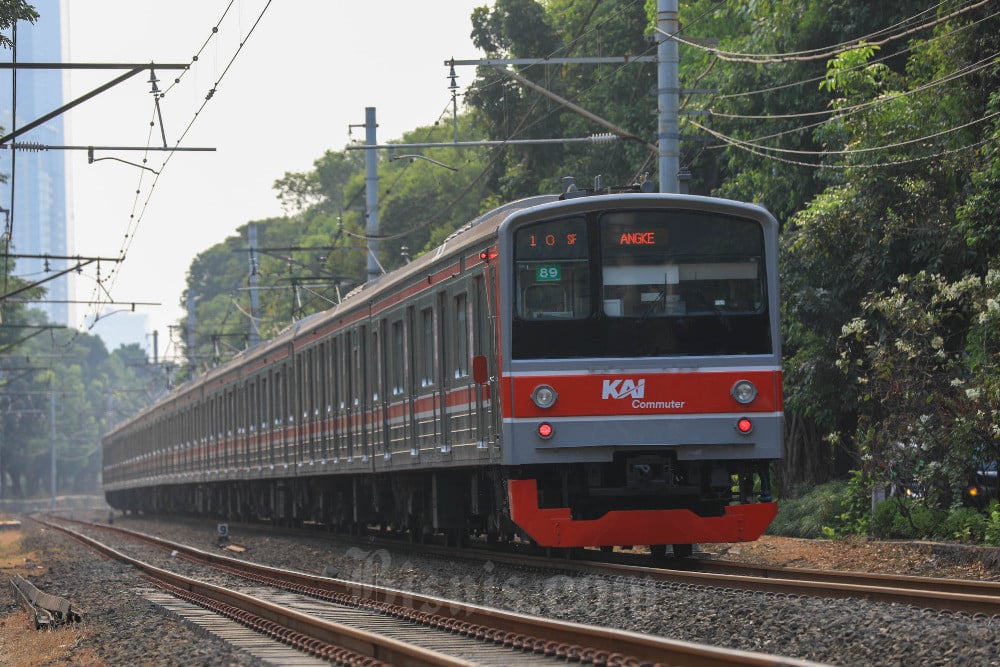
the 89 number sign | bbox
[535,265,562,282]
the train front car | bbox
[497,193,782,555]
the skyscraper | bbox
[0,0,69,325]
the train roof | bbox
[106,194,559,434]
[106,190,779,436]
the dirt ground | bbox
[708,534,1000,581]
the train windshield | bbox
[512,208,772,359]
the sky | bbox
[48,1,486,360]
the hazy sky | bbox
[50,1,486,360]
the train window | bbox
[514,217,590,320]
[391,320,405,395]
[419,307,435,387]
[600,211,765,318]
[511,209,773,358]
[371,326,382,402]
[453,292,469,379]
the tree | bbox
[0,1,38,51]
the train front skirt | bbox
[508,479,778,548]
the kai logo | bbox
[601,378,646,400]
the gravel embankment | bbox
[7,512,1000,666]
[0,517,263,667]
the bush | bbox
[870,497,944,539]
[768,480,849,538]
[940,506,988,543]
[984,501,1000,546]
[768,478,1000,544]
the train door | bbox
[267,370,278,468]
[447,286,474,447]
[359,325,371,462]
[281,362,292,466]
[246,380,254,470]
[224,388,233,471]
[329,336,342,462]
[349,327,368,461]
[405,307,419,455]
[388,316,409,457]
[335,334,350,461]
[304,347,316,463]
[477,265,501,448]
[414,302,439,452]
[436,292,450,450]
[317,342,329,463]
[372,319,390,461]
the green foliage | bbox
[940,506,988,544]
[768,480,850,538]
[167,0,1000,524]
[870,497,943,540]
[0,323,162,499]
[985,501,1000,547]
[0,1,38,50]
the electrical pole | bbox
[658,0,680,193]
[364,107,380,283]
[50,388,56,509]
[248,224,261,346]
[187,291,197,379]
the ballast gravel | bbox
[6,512,1000,666]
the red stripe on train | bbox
[505,369,782,417]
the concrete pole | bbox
[658,0,680,193]
[365,107,380,283]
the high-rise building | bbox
[0,0,69,325]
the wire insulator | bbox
[588,133,617,144]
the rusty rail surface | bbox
[42,516,821,667]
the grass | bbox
[0,522,104,666]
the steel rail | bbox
[37,519,474,667]
[51,517,821,667]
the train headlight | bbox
[531,384,558,409]
[731,380,758,405]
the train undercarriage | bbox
[105,454,776,553]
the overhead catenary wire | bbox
[662,0,993,64]
[81,1,275,332]
[712,8,1000,100]
[707,51,1000,122]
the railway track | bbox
[254,522,1000,617]
[39,516,819,667]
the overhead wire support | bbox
[0,62,188,146]
[347,135,623,152]
[0,254,121,303]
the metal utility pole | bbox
[658,0,680,193]
[364,108,380,283]
[187,292,197,379]
[248,224,261,346]
[50,389,56,509]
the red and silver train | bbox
[103,183,783,555]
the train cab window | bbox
[514,217,590,320]
[512,208,772,359]
[600,211,765,318]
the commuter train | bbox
[103,181,783,556]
